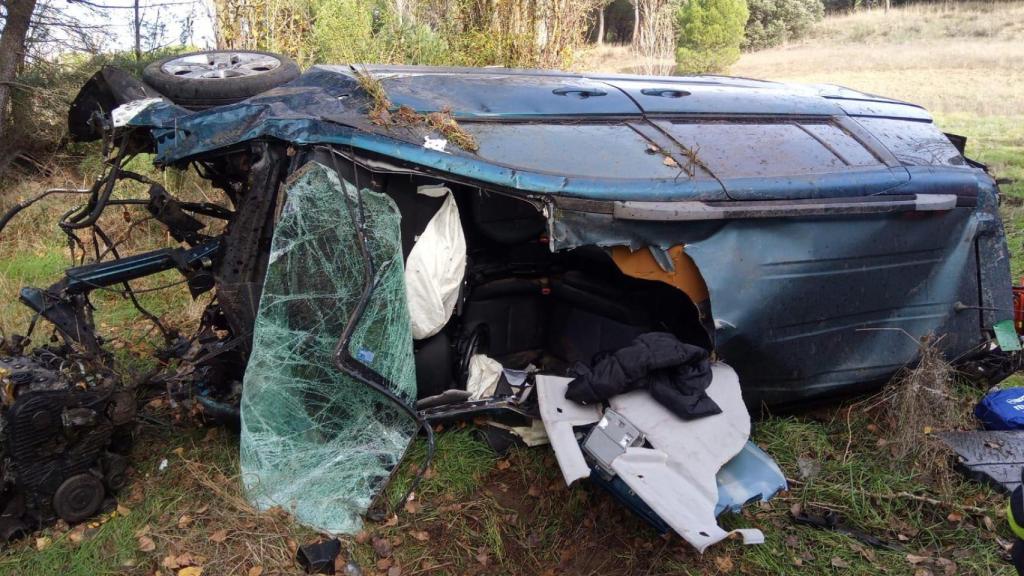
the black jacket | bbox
[565,332,721,420]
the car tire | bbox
[142,50,300,110]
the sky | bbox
[48,0,217,53]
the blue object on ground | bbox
[715,441,789,516]
[976,388,1024,430]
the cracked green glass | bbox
[240,161,416,534]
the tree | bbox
[743,0,823,50]
[594,0,616,45]
[0,0,39,146]
[632,0,675,74]
[674,0,748,74]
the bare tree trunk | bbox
[596,6,605,45]
[133,0,142,61]
[0,0,37,147]
[632,0,639,44]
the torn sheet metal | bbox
[240,162,417,534]
[938,430,1024,493]
[538,365,766,552]
[551,193,1009,408]
[111,98,163,127]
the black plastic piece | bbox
[52,474,105,523]
[938,430,1024,493]
[297,538,341,574]
[68,66,164,142]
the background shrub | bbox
[675,0,749,73]
[744,0,824,50]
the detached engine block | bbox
[0,352,134,540]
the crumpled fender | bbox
[68,66,165,142]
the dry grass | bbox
[733,1,1024,117]
[577,2,1024,119]
[575,43,677,76]
[354,69,480,152]
[877,335,966,496]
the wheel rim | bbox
[160,52,283,79]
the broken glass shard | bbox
[240,161,417,534]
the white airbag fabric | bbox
[466,354,503,400]
[404,187,466,340]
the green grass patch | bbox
[387,426,497,505]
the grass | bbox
[2,2,1023,574]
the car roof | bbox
[331,64,930,120]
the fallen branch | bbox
[786,477,989,515]
[876,491,988,516]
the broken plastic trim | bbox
[613,194,958,221]
[324,147,435,518]
[537,368,765,552]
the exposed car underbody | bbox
[0,59,1015,547]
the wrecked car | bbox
[0,49,1014,549]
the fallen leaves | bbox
[373,536,393,558]
[247,567,263,576]
[162,552,205,572]
[906,553,958,576]
[67,524,88,544]
[410,530,430,542]
[403,498,422,515]
[177,514,193,529]
[138,535,156,552]
[475,547,491,567]
[209,529,229,543]
[830,557,850,569]
[982,515,995,531]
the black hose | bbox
[61,145,129,230]
[0,188,93,238]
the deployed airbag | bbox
[404,186,466,340]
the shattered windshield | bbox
[239,161,417,534]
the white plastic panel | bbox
[535,375,603,485]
